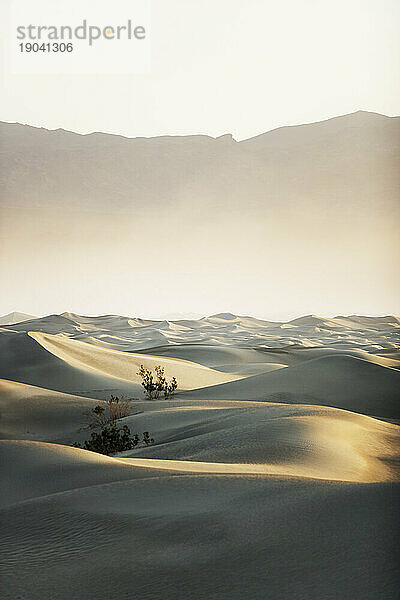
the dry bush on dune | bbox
[108,395,132,421]
[74,396,154,455]
[81,395,131,431]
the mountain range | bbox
[1,110,399,214]
[1,110,399,318]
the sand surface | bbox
[1,312,399,599]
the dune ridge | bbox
[28,331,240,390]
[185,354,400,419]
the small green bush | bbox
[143,431,155,445]
[74,398,154,455]
[138,365,178,400]
[74,424,139,455]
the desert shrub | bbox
[164,376,178,399]
[143,431,155,445]
[82,395,131,431]
[137,365,157,400]
[74,398,154,455]
[74,425,139,455]
[154,366,167,397]
[108,395,131,421]
[138,365,178,400]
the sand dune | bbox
[1,311,399,599]
[139,343,400,371]
[0,331,140,397]
[0,311,36,326]
[3,382,399,482]
[0,440,166,508]
[29,331,239,390]
[185,354,400,419]
[120,402,400,482]
[117,400,400,482]
[0,379,103,443]
[2,386,398,488]
[0,439,398,599]
[139,343,287,367]
[2,311,399,354]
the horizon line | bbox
[1,310,399,325]
[1,109,398,144]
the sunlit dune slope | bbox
[2,384,399,483]
[29,331,239,390]
[184,354,400,419]
[0,331,140,397]
[118,401,400,483]
[1,398,399,512]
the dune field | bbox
[0,311,399,599]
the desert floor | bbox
[1,312,399,599]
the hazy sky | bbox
[0,0,399,140]
[1,0,399,319]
